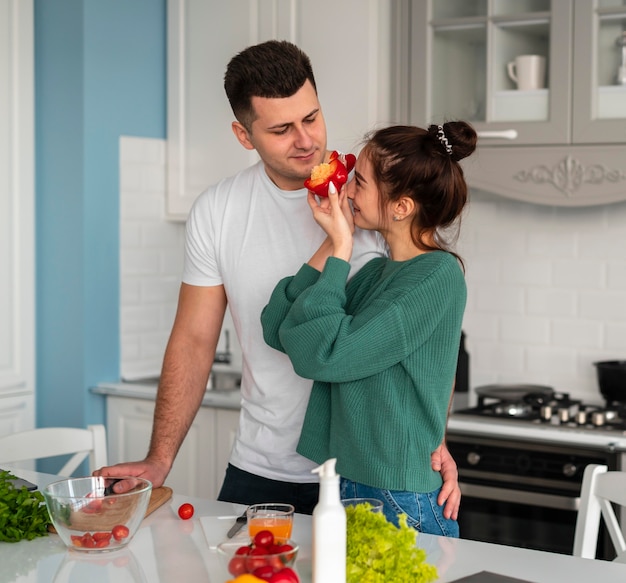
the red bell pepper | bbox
[304,151,356,197]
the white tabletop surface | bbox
[2,469,626,583]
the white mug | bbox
[507,55,546,90]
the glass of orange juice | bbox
[246,503,294,543]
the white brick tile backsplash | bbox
[553,260,606,288]
[579,292,626,319]
[551,319,604,348]
[119,136,241,380]
[119,136,186,379]
[500,259,552,286]
[118,140,625,397]
[527,231,578,259]
[500,315,550,343]
[463,190,626,402]
[474,285,525,314]
[607,262,626,289]
[606,324,626,350]
[526,288,577,317]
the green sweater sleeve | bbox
[273,254,465,382]
[261,262,321,352]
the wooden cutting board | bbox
[145,486,174,516]
[48,486,173,533]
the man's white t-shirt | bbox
[184,161,386,482]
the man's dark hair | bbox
[224,40,317,132]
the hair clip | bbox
[437,125,453,155]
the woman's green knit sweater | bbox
[261,251,466,493]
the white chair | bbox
[573,463,626,562]
[0,424,108,477]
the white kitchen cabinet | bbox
[106,396,239,499]
[166,0,398,220]
[0,0,35,432]
[214,408,240,497]
[407,0,626,206]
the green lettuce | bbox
[0,470,51,542]
[346,503,438,583]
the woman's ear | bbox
[231,121,255,151]
[393,196,416,221]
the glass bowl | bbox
[216,538,299,580]
[43,476,152,552]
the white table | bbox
[2,469,626,583]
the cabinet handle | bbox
[476,130,518,140]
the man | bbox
[95,40,460,517]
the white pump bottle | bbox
[311,458,346,583]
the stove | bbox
[446,384,626,560]
[449,384,626,451]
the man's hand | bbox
[431,442,461,520]
[92,458,169,494]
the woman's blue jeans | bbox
[340,477,459,537]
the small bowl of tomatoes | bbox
[216,529,299,582]
[43,476,152,552]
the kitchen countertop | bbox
[3,468,626,583]
[92,381,242,410]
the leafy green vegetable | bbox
[346,503,438,583]
[0,470,51,542]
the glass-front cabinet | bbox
[407,0,626,205]
[573,0,626,142]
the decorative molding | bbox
[514,155,626,197]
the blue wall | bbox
[35,0,166,435]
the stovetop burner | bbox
[456,385,626,432]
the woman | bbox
[261,121,477,536]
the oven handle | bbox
[460,483,580,511]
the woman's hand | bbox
[307,182,354,261]
[431,442,461,520]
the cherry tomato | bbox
[177,502,195,520]
[235,544,252,555]
[93,531,113,542]
[246,547,270,572]
[253,529,274,548]
[112,524,130,541]
[252,565,276,580]
[82,498,103,514]
[228,556,247,576]
[275,543,295,563]
[268,567,299,583]
[80,533,96,548]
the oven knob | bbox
[558,408,570,423]
[563,463,577,478]
[467,452,481,466]
[540,405,553,421]
[592,411,606,426]
[575,409,588,425]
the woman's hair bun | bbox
[429,121,477,162]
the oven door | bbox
[447,434,618,559]
[457,482,579,555]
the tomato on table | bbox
[177,502,195,520]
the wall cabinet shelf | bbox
[408,0,626,206]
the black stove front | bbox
[447,433,621,560]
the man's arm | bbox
[93,283,227,489]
